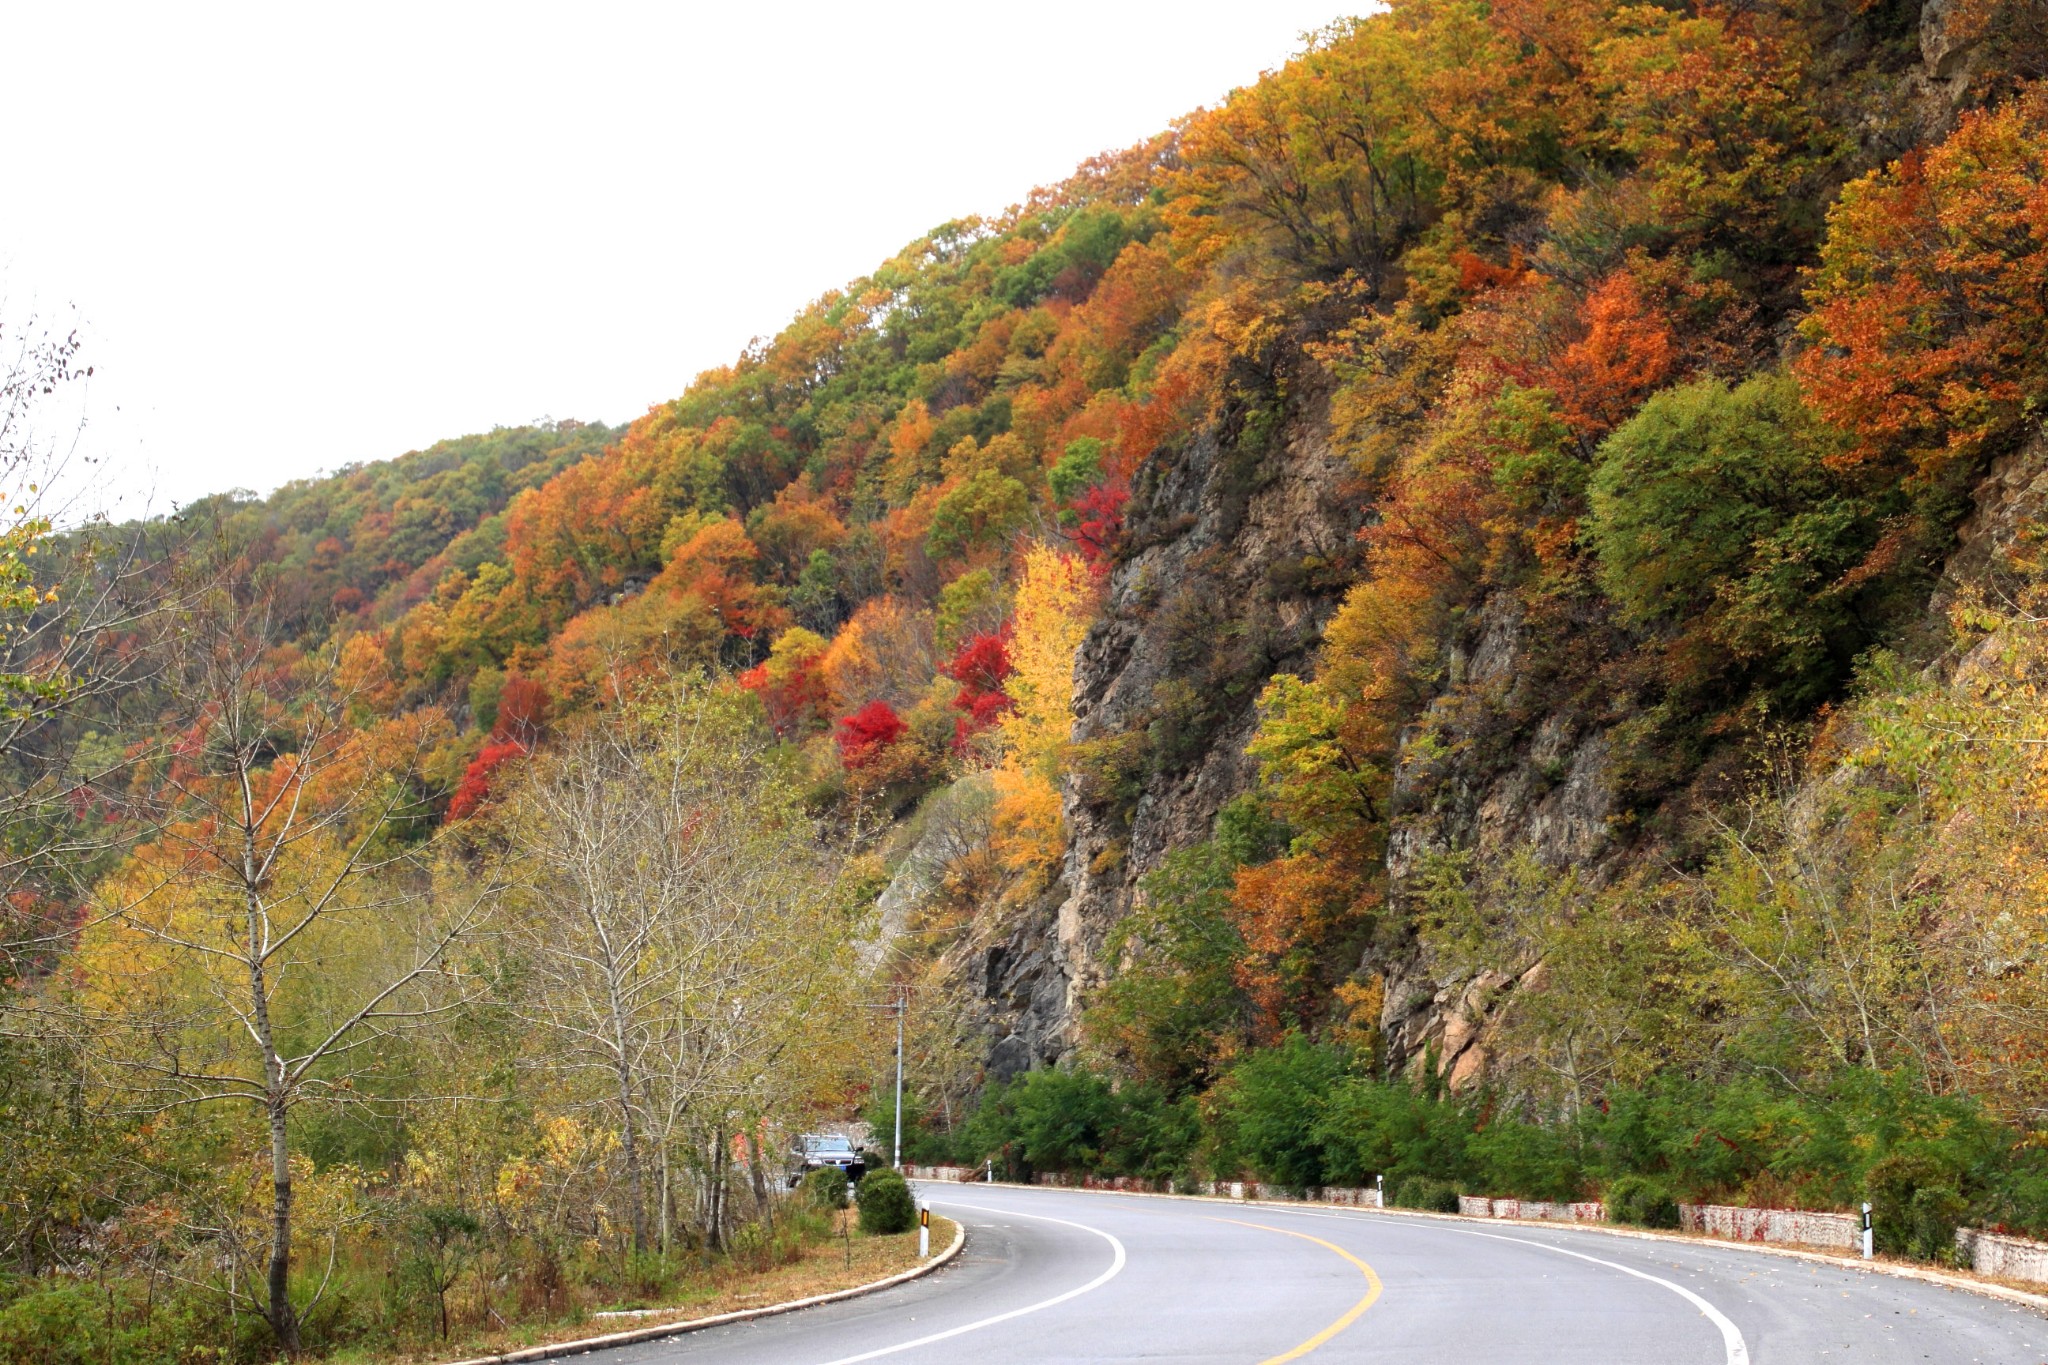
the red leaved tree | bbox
[940,629,1014,746]
[835,700,907,770]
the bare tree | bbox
[78,579,498,1354]
[496,670,861,1254]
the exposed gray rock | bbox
[863,773,996,966]
[958,322,2044,1096]
[980,372,1367,1063]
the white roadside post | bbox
[1862,1202,1874,1259]
[985,1158,993,1183]
[919,1205,931,1258]
[1376,1173,1385,1209]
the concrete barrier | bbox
[1957,1228,2048,1283]
[1459,1196,1606,1224]
[900,1164,979,1182]
[1679,1202,1861,1251]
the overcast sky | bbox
[0,2,1350,517]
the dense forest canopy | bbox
[5,1,2048,1357]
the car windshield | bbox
[806,1136,855,1154]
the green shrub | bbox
[1908,1185,1968,1264]
[1865,1152,1953,1255]
[1217,1033,1350,1191]
[1315,1076,1475,1189]
[1586,372,1891,709]
[955,1068,1197,1182]
[1979,1163,2048,1241]
[802,1165,850,1210]
[1389,1175,1461,1213]
[1097,1084,1201,1182]
[1013,1069,1117,1172]
[1604,1174,1681,1229]
[857,1168,916,1235]
[1471,1118,1579,1202]
[0,1283,99,1365]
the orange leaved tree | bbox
[1798,89,2048,483]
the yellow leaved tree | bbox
[991,546,1094,882]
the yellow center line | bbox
[1208,1217,1385,1364]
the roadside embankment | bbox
[430,1214,962,1365]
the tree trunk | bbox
[658,1145,672,1253]
[245,848,300,1357]
[266,1094,300,1354]
[708,1128,726,1252]
[613,1056,647,1255]
[600,946,649,1257]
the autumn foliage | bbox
[43,9,2048,1303]
[941,628,1013,743]
[448,737,527,821]
[836,700,908,769]
[1798,89,2048,480]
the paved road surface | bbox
[583,1182,2048,1363]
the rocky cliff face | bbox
[966,356,2047,1088]
[951,0,2033,1092]
[967,357,1631,1082]
[975,369,1372,1075]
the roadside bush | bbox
[857,1168,916,1235]
[957,1081,1025,1178]
[1013,1069,1117,1172]
[1979,1161,2048,1241]
[1470,1118,1579,1202]
[730,1210,821,1273]
[1098,1083,1201,1181]
[1866,1152,1953,1255]
[1908,1186,1968,1265]
[802,1165,850,1211]
[956,1069,1199,1183]
[1604,1174,1681,1229]
[1215,1033,1350,1190]
[1316,1076,1474,1189]
[1389,1175,1461,1213]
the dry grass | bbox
[367,1213,958,1365]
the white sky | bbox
[0,2,1350,517]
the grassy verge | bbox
[347,1212,958,1365]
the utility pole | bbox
[893,989,905,1170]
[861,991,909,1170]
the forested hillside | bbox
[6,0,2048,1357]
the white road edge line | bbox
[1450,1227,1750,1365]
[809,1199,1127,1365]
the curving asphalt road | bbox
[582,1182,2048,1364]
